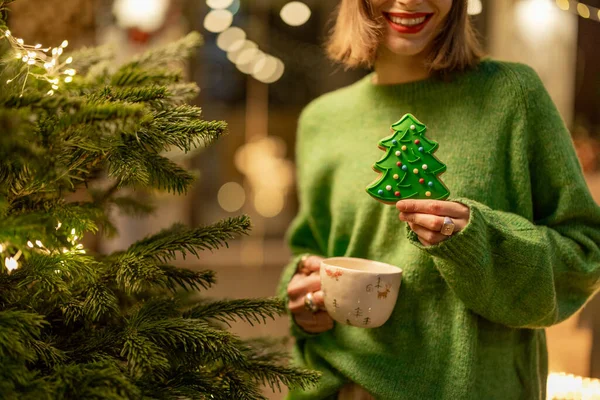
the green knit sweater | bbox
[277,60,600,400]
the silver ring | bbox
[440,216,456,236]
[304,292,319,313]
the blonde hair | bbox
[325,0,483,74]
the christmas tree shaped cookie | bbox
[366,113,450,204]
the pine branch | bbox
[111,68,181,87]
[184,297,285,327]
[93,86,168,104]
[66,45,114,74]
[126,216,251,264]
[221,370,266,400]
[0,310,47,362]
[121,330,170,378]
[143,369,229,400]
[82,284,119,322]
[128,32,203,69]
[110,194,156,217]
[138,319,248,367]
[29,339,66,367]
[140,106,227,152]
[107,145,194,194]
[166,83,200,105]
[241,361,321,393]
[49,361,140,399]
[56,103,146,130]
[159,265,216,292]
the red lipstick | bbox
[383,12,433,34]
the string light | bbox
[4,250,22,274]
[555,0,600,22]
[0,29,77,96]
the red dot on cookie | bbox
[395,191,401,197]
[419,178,425,184]
[415,139,420,145]
[396,161,402,167]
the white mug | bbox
[320,257,402,328]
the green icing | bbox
[366,113,450,203]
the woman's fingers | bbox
[407,222,448,246]
[288,290,325,313]
[298,255,323,275]
[399,212,444,231]
[293,311,334,333]
[287,272,321,300]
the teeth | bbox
[389,16,427,26]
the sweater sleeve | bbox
[277,107,329,339]
[407,65,600,329]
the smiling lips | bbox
[383,12,433,34]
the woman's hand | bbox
[286,255,334,334]
[396,200,470,247]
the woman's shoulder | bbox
[470,59,546,100]
[299,79,365,124]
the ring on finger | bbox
[440,216,456,236]
[304,291,319,313]
[296,254,310,274]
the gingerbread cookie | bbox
[366,113,450,204]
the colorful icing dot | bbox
[402,165,408,171]
[401,145,407,151]
[392,140,397,145]
[396,161,402,167]
[425,191,432,197]
[395,191,401,197]
[386,185,392,191]
[413,168,419,174]
[378,189,384,195]
[428,181,434,187]
[410,125,416,130]
[395,151,401,156]
[419,178,425,184]
[418,147,424,152]
[422,164,428,170]
[414,139,420,145]
[393,174,399,180]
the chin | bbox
[382,39,427,57]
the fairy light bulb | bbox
[27,241,34,248]
[5,257,18,272]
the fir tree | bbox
[366,113,450,203]
[0,2,318,399]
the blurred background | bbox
[3,0,600,398]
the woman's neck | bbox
[372,47,431,85]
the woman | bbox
[278,0,600,399]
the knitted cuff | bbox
[405,197,490,272]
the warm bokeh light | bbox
[467,0,482,15]
[515,0,560,42]
[547,372,600,399]
[280,2,311,26]
[236,49,265,75]
[227,40,257,63]
[113,0,169,32]
[254,189,284,218]
[577,2,591,18]
[203,9,233,33]
[217,27,246,51]
[259,57,285,84]
[252,55,279,82]
[217,182,246,212]
[206,0,233,9]
[556,0,569,11]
